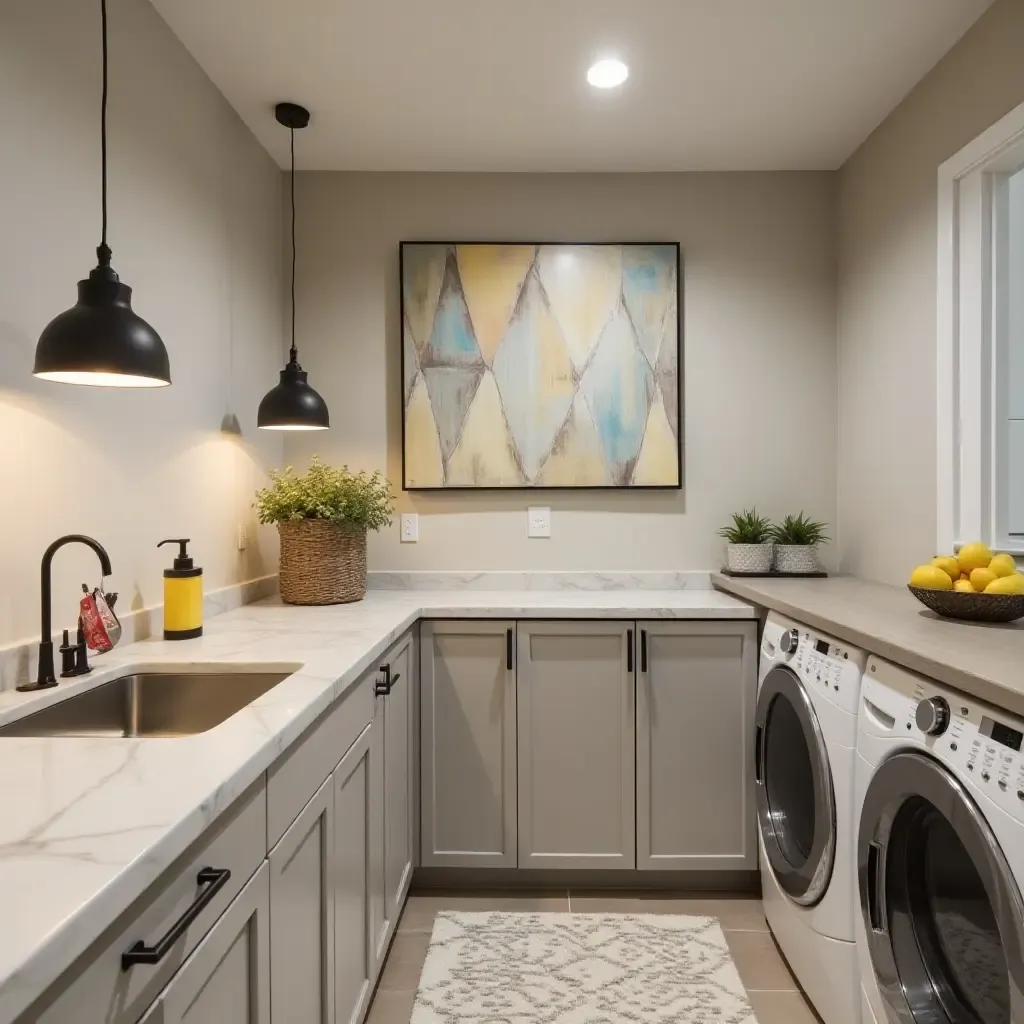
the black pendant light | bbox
[33,0,170,388]
[258,103,329,431]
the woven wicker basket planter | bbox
[278,520,367,605]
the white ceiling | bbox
[151,0,993,172]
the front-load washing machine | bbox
[856,655,1024,1024]
[756,613,867,1024]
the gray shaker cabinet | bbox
[140,862,270,1024]
[269,776,335,1024]
[333,724,376,1024]
[516,621,636,869]
[635,620,758,871]
[420,620,518,868]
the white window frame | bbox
[938,98,1024,555]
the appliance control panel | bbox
[764,617,866,716]
[863,656,1024,821]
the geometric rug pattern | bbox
[401,244,681,489]
[411,912,756,1024]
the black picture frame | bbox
[399,240,683,492]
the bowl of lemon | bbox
[909,543,1024,622]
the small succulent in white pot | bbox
[770,513,829,573]
[719,509,774,573]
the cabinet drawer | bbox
[267,670,374,848]
[33,778,267,1024]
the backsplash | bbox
[0,575,278,694]
[366,571,711,590]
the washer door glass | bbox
[755,665,836,906]
[859,752,1024,1024]
[765,694,816,865]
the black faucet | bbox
[18,534,113,692]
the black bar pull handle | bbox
[506,628,514,671]
[754,725,764,784]
[640,630,648,673]
[627,629,634,672]
[122,867,231,969]
[867,842,885,933]
[375,663,392,697]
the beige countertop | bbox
[712,573,1024,717]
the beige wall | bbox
[287,172,837,572]
[837,0,1024,584]
[0,0,284,648]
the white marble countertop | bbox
[0,587,752,1022]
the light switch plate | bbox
[527,506,551,538]
[236,524,248,551]
[400,513,419,543]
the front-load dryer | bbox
[756,613,867,1024]
[856,655,1024,1024]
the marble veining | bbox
[0,587,752,1022]
[368,571,709,591]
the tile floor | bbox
[368,891,821,1024]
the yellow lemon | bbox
[953,578,976,593]
[989,553,1017,577]
[970,568,998,592]
[910,565,954,590]
[984,573,1024,595]
[958,542,994,573]
[931,556,960,581]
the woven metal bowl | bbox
[908,585,1024,623]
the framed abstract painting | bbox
[400,242,681,490]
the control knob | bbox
[780,629,799,655]
[915,697,951,736]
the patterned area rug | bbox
[411,912,757,1024]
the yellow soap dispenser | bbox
[158,538,203,640]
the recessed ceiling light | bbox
[587,58,628,89]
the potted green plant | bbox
[256,457,395,604]
[770,513,829,574]
[718,509,774,573]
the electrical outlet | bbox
[400,513,419,543]
[236,524,248,551]
[527,506,551,538]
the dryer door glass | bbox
[755,665,836,906]
[859,751,1024,1024]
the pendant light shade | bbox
[257,359,330,430]
[258,102,329,430]
[33,0,170,388]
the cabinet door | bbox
[333,724,375,1024]
[636,621,758,871]
[383,634,414,923]
[141,863,270,1024]
[517,621,635,869]
[269,775,334,1024]
[420,620,517,868]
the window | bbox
[938,99,1024,554]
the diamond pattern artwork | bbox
[401,243,681,489]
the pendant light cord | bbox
[289,126,297,364]
[97,0,111,268]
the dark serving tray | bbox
[719,568,828,579]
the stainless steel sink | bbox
[0,670,295,738]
